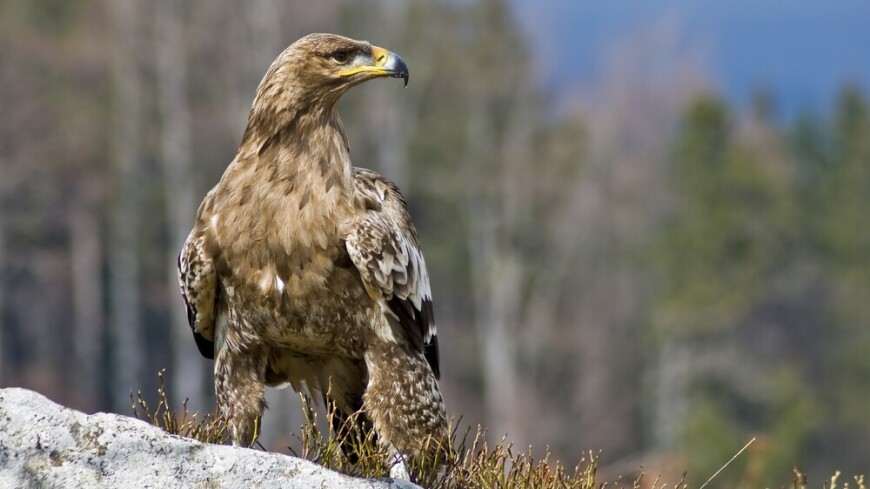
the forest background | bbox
[2,1,869,487]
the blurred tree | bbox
[819,88,870,285]
[0,191,5,386]
[556,20,707,459]
[651,95,812,487]
[653,96,797,336]
[69,182,105,411]
[107,0,145,411]
[811,88,870,473]
[460,0,536,448]
[154,0,209,412]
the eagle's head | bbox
[252,33,409,113]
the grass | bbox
[130,370,229,445]
[131,371,864,489]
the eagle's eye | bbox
[331,51,351,64]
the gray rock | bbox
[0,388,419,489]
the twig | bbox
[698,437,756,489]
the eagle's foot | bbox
[229,413,262,447]
[388,452,410,481]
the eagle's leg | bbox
[363,342,449,476]
[214,326,267,447]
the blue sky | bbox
[511,0,870,118]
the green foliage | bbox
[759,367,820,485]
[815,88,870,283]
[23,0,81,34]
[682,366,821,488]
[648,91,870,486]
[652,95,796,336]
[683,398,743,487]
[798,89,870,471]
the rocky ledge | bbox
[0,388,418,489]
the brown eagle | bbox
[177,33,447,474]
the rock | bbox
[0,388,419,489]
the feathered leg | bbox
[363,342,449,478]
[214,313,267,447]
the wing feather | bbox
[177,229,217,359]
[346,168,440,378]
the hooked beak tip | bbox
[380,50,409,87]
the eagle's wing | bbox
[345,168,440,379]
[177,226,217,360]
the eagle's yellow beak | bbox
[338,45,409,87]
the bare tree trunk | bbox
[69,201,104,411]
[465,102,525,446]
[460,0,542,447]
[651,337,690,451]
[107,0,144,411]
[155,0,209,412]
[0,210,5,385]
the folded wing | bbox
[177,229,217,359]
[345,168,439,378]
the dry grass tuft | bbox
[133,372,865,489]
[131,369,229,445]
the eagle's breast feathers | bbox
[177,166,437,362]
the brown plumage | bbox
[177,33,447,474]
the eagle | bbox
[177,33,447,475]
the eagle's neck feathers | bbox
[207,94,355,283]
[235,98,353,200]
